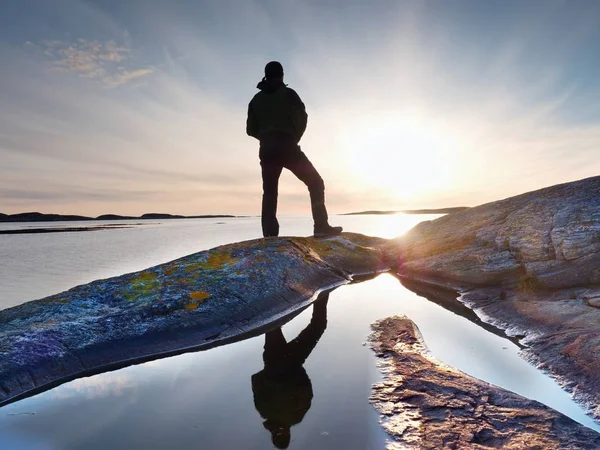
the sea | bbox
[0,214,597,450]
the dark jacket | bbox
[246,79,308,143]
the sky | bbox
[1,0,600,216]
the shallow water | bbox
[0,215,598,450]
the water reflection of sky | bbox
[2,274,599,450]
[1,215,599,449]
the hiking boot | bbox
[313,224,343,237]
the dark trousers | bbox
[260,137,328,237]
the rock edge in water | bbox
[369,315,600,449]
[0,233,391,406]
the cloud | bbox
[104,68,154,87]
[4,1,600,216]
[36,38,152,87]
[50,372,138,400]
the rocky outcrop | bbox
[396,176,600,289]
[0,233,391,406]
[394,175,600,420]
[369,316,600,449]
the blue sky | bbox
[1,0,600,216]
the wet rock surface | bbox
[460,286,600,421]
[0,233,390,406]
[394,176,600,421]
[369,316,600,449]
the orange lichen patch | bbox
[184,301,200,311]
[203,252,236,269]
[189,290,210,301]
[185,290,210,311]
[185,252,238,272]
[162,265,177,276]
[135,271,158,283]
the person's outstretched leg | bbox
[260,158,283,237]
[284,147,342,237]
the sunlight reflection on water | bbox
[1,214,598,450]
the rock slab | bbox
[394,176,600,421]
[0,233,391,406]
[370,315,600,449]
[396,175,600,289]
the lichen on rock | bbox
[0,232,391,407]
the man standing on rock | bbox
[247,61,343,238]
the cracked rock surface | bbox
[393,175,600,421]
[396,175,600,289]
[369,316,600,449]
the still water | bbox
[0,215,598,450]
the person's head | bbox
[263,420,291,449]
[264,61,284,81]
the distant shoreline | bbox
[0,212,238,223]
[0,225,135,235]
[342,207,469,216]
[0,208,471,223]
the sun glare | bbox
[341,118,456,200]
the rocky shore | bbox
[0,233,390,406]
[369,315,600,449]
[394,175,600,420]
[2,175,599,445]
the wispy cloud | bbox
[2,0,600,215]
[32,38,153,87]
[104,68,154,87]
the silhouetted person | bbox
[247,61,343,238]
[251,294,329,449]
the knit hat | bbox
[264,61,284,79]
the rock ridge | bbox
[393,175,600,421]
[0,233,391,407]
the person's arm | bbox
[288,88,308,141]
[246,101,260,140]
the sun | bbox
[341,117,456,200]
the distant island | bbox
[0,212,237,223]
[0,208,470,223]
[342,207,469,216]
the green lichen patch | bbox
[125,270,161,301]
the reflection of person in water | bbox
[252,293,329,449]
